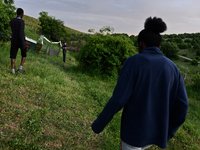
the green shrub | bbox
[195,56,200,61]
[181,53,187,57]
[192,73,200,91]
[193,43,200,51]
[196,50,200,56]
[78,34,137,77]
[161,42,180,60]
[178,43,188,49]
[191,59,199,66]
[0,0,15,41]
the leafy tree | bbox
[188,43,192,49]
[38,11,70,41]
[88,29,95,33]
[184,39,192,43]
[196,50,200,56]
[99,26,114,34]
[191,37,200,45]
[192,73,200,92]
[174,38,183,43]
[178,43,188,49]
[130,35,138,47]
[166,38,175,43]
[78,33,137,77]
[161,42,180,60]
[112,33,129,38]
[193,43,200,51]
[0,0,16,40]
[191,59,199,66]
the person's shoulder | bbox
[162,55,177,66]
[11,18,16,22]
[20,19,25,23]
[126,54,141,62]
[123,54,140,66]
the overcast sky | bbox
[14,0,200,36]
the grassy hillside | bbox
[23,15,86,35]
[0,41,200,149]
[0,27,200,149]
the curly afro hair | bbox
[138,17,167,47]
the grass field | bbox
[0,42,200,149]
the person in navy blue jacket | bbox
[91,17,188,150]
[10,8,26,74]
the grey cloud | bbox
[14,0,200,35]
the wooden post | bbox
[49,43,52,55]
[45,43,49,55]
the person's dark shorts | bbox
[10,43,27,59]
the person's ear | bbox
[138,41,146,54]
[138,41,143,54]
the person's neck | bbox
[17,15,22,18]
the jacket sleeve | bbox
[168,75,188,140]
[19,20,26,48]
[91,64,133,134]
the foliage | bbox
[196,50,200,56]
[184,39,192,43]
[88,26,115,35]
[193,43,200,51]
[24,26,40,41]
[177,43,188,49]
[78,33,137,77]
[191,37,200,45]
[192,73,200,92]
[112,33,129,37]
[88,29,95,33]
[161,42,180,60]
[181,53,187,57]
[0,0,16,40]
[23,15,41,32]
[191,59,199,66]
[99,26,114,34]
[70,33,91,42]
[38,11,70,42]
[1,35,200,149]
[130,35,138,47]
[195,56,200,61]
[187,43,192,49]
[23,15,84,36]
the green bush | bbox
[181,53,187,57]
[195,56,200,61]
[192,73,200,92]
[161,42,180,60]
[0,0,15,41]
[191,59,199,66]
[193,43,200,51]
[78,34,137,77]
[196,50,200,56]
[178,43,188,49]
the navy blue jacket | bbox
[10,18,26,48]
[92,47,188,149]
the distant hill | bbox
[23,15,86,35]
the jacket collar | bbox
[142,47,163,55]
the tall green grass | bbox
[0,42,200,149]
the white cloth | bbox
[121,141,152,150]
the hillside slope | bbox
[23,15,86,35]
[0,27,200,149]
